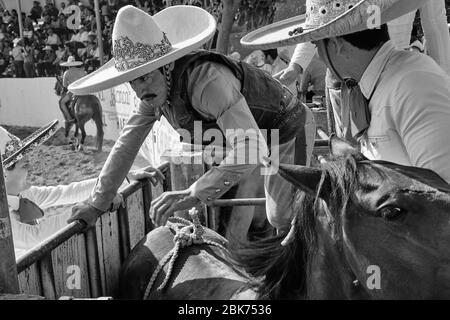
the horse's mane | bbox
[230,154,359,299]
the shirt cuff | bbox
[189,166,248,205]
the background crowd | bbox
[0,0,195,78]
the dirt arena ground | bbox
[3,125,148,187]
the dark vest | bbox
[156,50,307,146]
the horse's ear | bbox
[278,164,329,197]
[329,135,356,156]
[329,135,368,161]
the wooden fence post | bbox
[0,155,20,294]
[161,146,208,223]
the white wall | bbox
[0,77,181,167]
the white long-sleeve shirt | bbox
[9,178,97,259]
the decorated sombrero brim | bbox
[1,120,59,169]
[241,0,428,49]
[69,5,217,95]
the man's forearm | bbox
[89,111,157,211]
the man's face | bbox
[4,158,30,195]
[128,69,169,108]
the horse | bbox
[54,75,104,152]
[119,136,450,300]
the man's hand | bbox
[273,63,303,86]
[127,166,165,186]
[150,189,200,227]
[68,202,104,229]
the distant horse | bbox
[119,136,450,300]
[54,76,104,152]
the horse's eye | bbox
[378,206,407,220]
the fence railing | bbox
[16,162,170,299]
[14,139,330,299]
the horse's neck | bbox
[306,215,363,300]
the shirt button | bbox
[207,197,212,201]
[215,189,221,193]
[224,181,230,186]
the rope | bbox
[143,208,227,299]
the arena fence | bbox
[5,139,329,299]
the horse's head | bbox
[279,136,450,299]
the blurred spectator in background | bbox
[298,53,326,103]
[0,52,7,76]
[12,38,25,78]
[45,27,62,48]
[53,43,69,75]
[245,50,272,74]
[36,45,56,77]
[59,2,67,16]
[101,1,111,18]
[2,10,12,25]
[0,24,6,42]
[23,15,34,31]
[23,38,36,78]
[409,25,425,53]
[43,2,59,19]
[23,25,34,40]
[83,35,100,73]
[30,1,43,23]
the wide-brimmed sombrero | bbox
[0,120,59,169]
[241,0,430,49]
[69,5,217,95]
[60,56,83,67]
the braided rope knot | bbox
[143,208,226,299]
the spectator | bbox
[53,43,69,74]
[43,2,59,18]
[24,15,34,31]
[58,13,68,41]
[30,1,43,22]
[23,39,36,78]
[11,38,25,78]
[78,25,90,43]
[100,1,111,18]
[0,52,7,76]
[0,24,6,42]
[83,36,100,73]
[2,10,12,24]
[45,27,61,48]
[36,45,56,76]
[298,53,327,103]
[59,2,67,16]
[0,124,124,258]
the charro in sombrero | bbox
[0,120,59,169]
[69,5,217,95]
[241,0,428,49]
[60,56,83,67]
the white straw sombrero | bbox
[241,0,430,49]
[69,5,217,95]
[60,56,83,67]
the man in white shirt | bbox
[242,0,450,184]
[0,124,124,259]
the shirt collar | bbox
[360,41,396,99]
[7,194,20,211]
